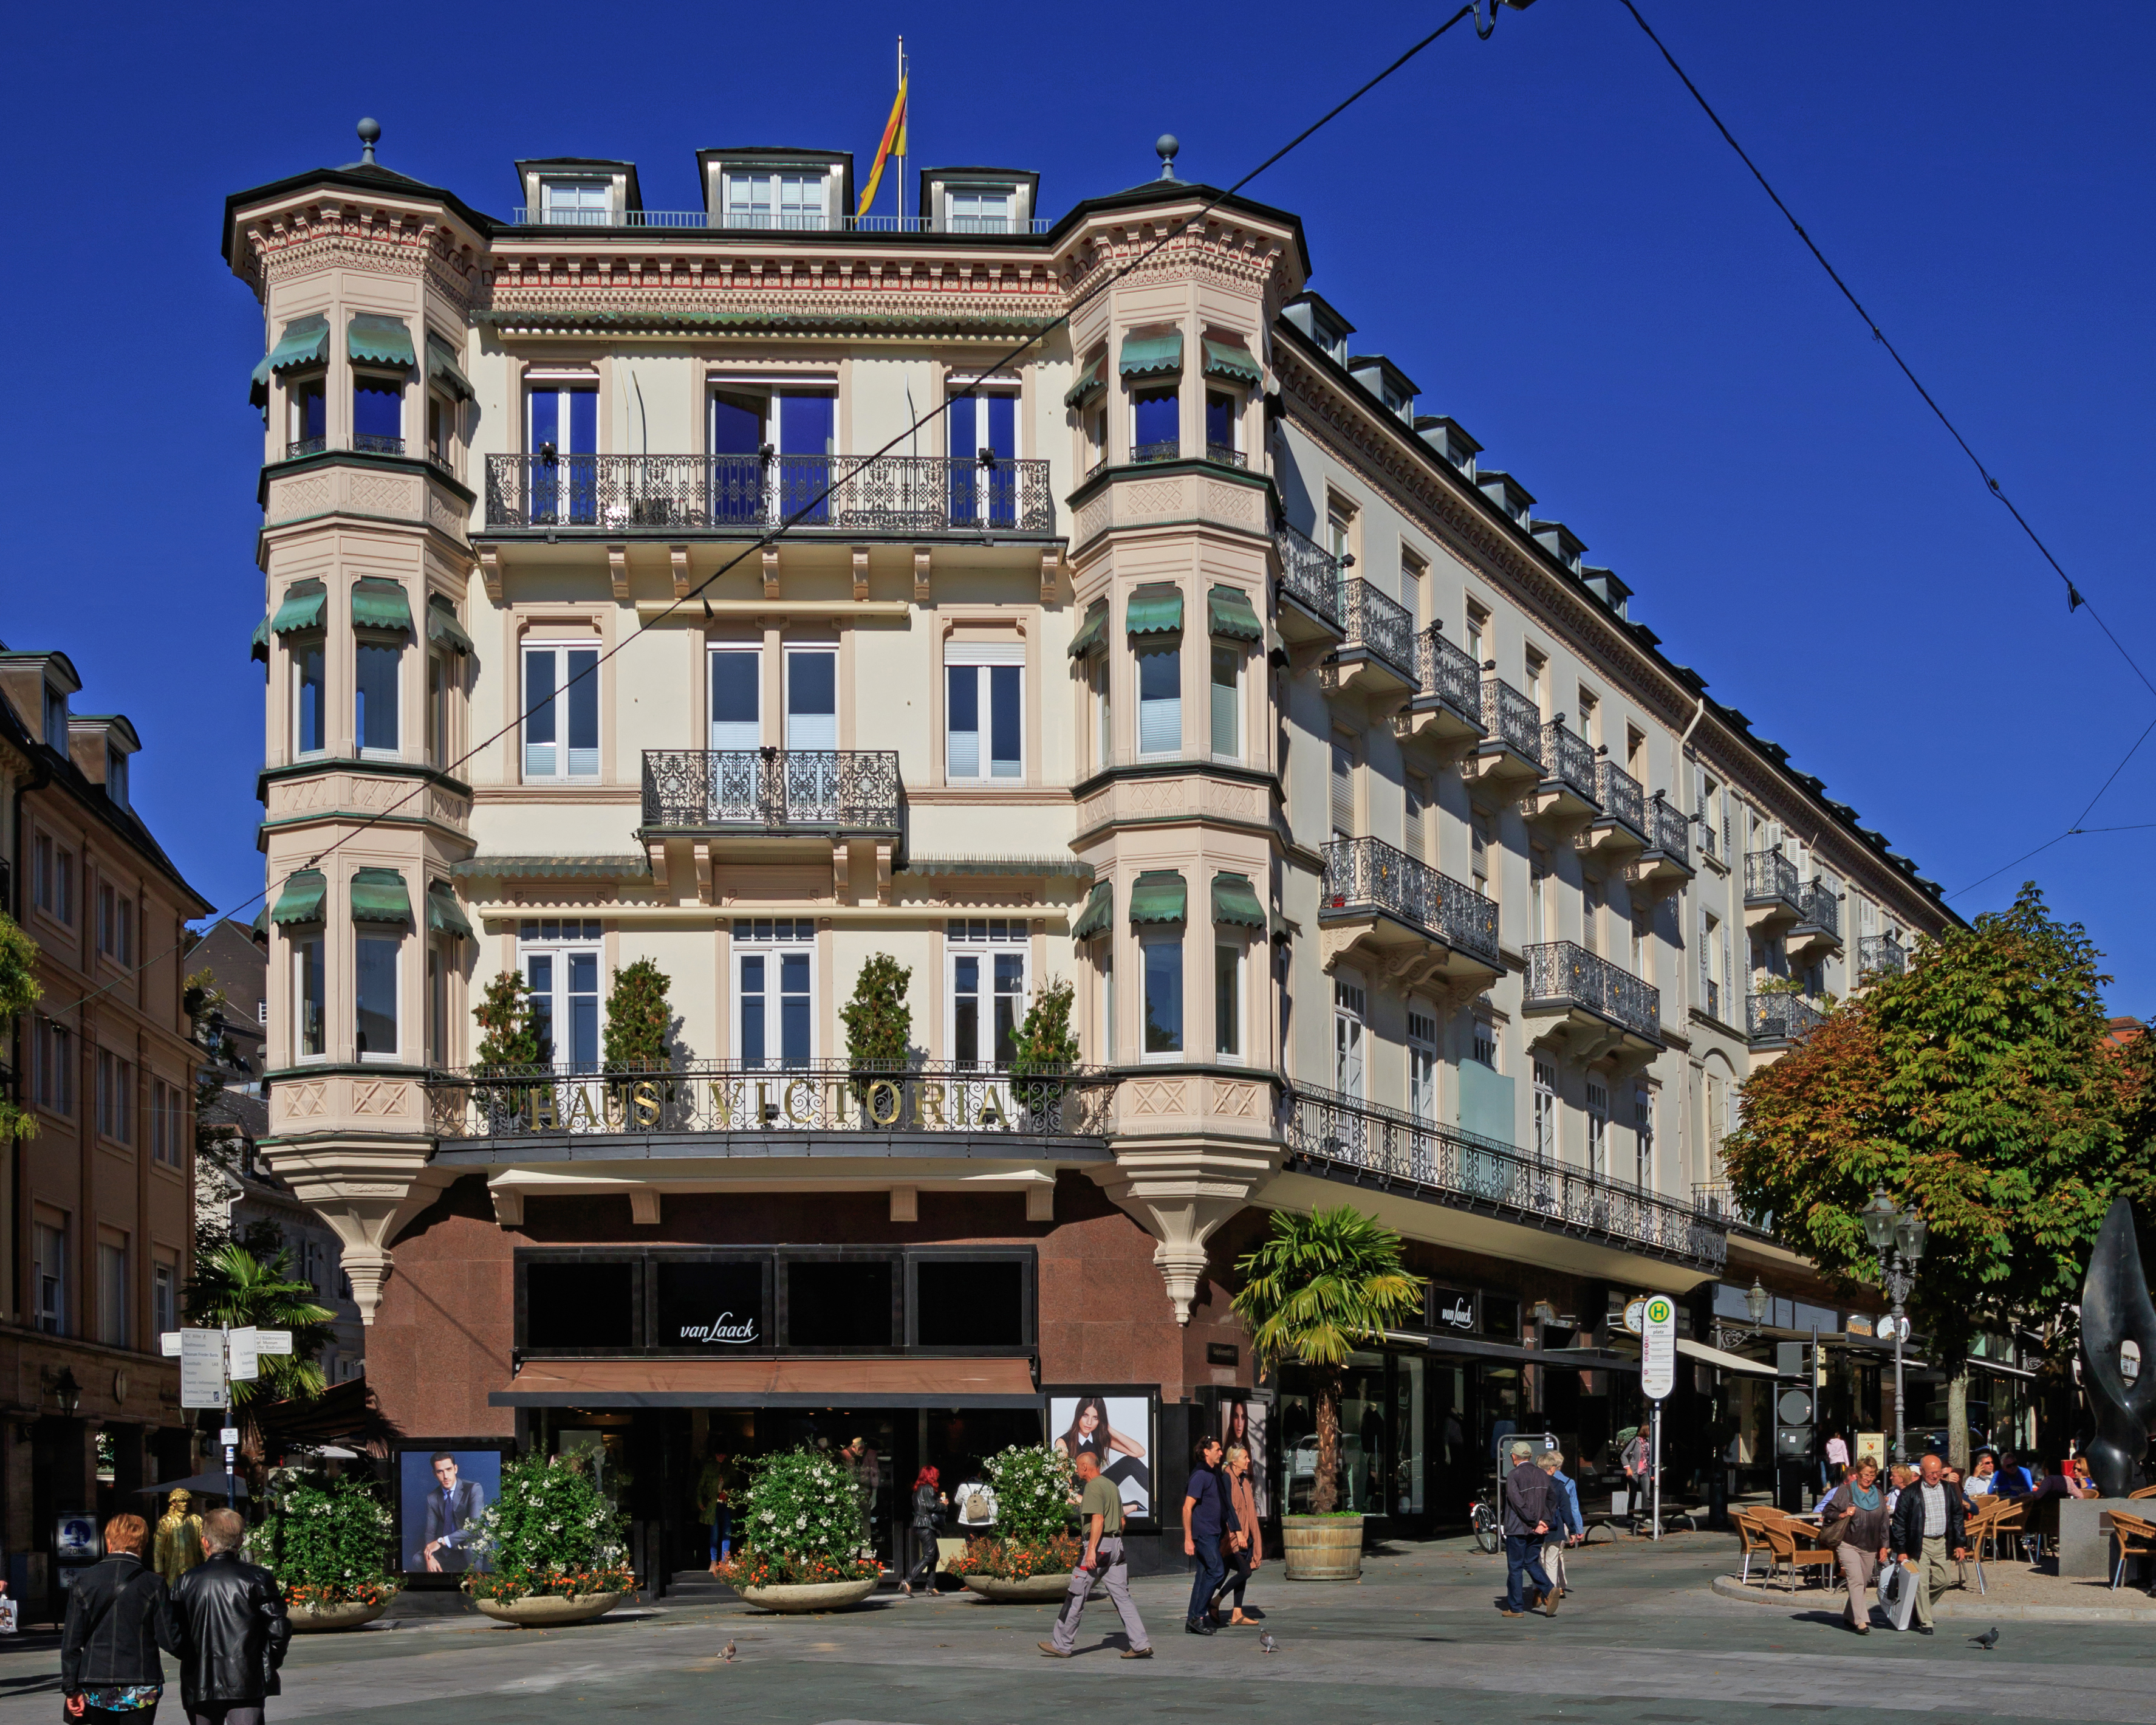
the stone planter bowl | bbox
[960,1572,1075,1603]
[287,1598,390,1633]
[1280,1513,1366,1581]
[738,1577,880,1614]
[473,1591,626,1628]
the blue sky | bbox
[3,2,2149,1009]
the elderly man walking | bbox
[1886,1452,1967,1635]
[171,1508,290,1725]
[1039,1452,1152,1659]
[1499,1441,1558,1618]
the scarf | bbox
[1849,1481,1881,1511]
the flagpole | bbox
[896,36,907,227]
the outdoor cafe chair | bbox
[1762,1517,1841,1593]
[2107,1509,2156,1594]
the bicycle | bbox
[1470,1490,1501,1554]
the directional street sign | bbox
[1641,1295,1677,1402]
[179,1329,227,1410]
[228,1327,259,1383]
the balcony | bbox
[1326,578,1417,698]
[425,1058,1110,1159]
[1528,721,1601,832]
[1742,849,1805,934]
[1523,941,1663,1054]
[1581,758,1648,862]
[484,453,1055,537]
[1204,444,1248,470]
[1288,1085,1725,1271]
[1318,835,1502,992]
[1395,626,1485,753]
[642,748,900,836]
[1466,677,1544,791]
[1787,881,1843,964]
[1629,795,1695,894]
[1273,521,1343,642]
[1858,933,1907,981]
[1132,440,1181,467]
[1747,990,1826,1046]
[1692,1179,1773,1239]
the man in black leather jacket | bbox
[1886,1453,1968,1634]
[171,1509,290,1725]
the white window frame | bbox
[946,923,1028,1070]
[1407,1007,1439,1122]
[945,643,1025,783]
[152,1260,176,1338]
[355,633,402,760]
[1333,977,1366,1099]
[354,927,402,1064]
[517,919,605,1072]
[293,930,327,1062]
[783,645,839,752]
[1532,1058,1558,1161]
[1203,384,1244,461]
[1209,643,1241,763]
[708,645,762,750]
[522,642,601,782]
[1471,1017,1499,1072]
[946,183,1016,233]
[1213,938,1245,1062]
[1586,1081,1609,1179]
[724,169,830,230]
[1135,639,1182,759]
[292,633,327,759]
[1634,1083,1654,1191]
[731,919,817,1066]
[1140,932,1185,1062]
[539,177,611,224]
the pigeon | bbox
[1969,1627,2000,1651]
[722,1641,737,1663]
[1258,1631,1279,1654]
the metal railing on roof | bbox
[507,208,1053,235]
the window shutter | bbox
[1330,741,1355,836]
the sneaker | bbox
[1037,1642,1072,1659]
[1121,1647,1154,1659]
[1542,1592,1560,1617]
[1185,1619,1216,1636]
[1497,1607,1525,1618]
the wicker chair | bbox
[1763,1517,1842,1593]
[2108,1510,2156,1593]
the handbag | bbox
[1815,1506,1851,1549]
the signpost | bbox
[1641,1295,1677,1542]
[166,1327,293,1509]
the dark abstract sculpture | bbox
[2079,1195,2156,1498]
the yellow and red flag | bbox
[857,72,908,218]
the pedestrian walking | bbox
[1209,1443,1264,1626]
[1498,1441,1557,1619]
[170,1508,290,1725]
[1818,1456,1889,1633]
[898,1466,947,1597]
[1181,1436,1228,1636]
[1886,1453,1966,1636]
[1537,1448,1582,1599]
[1039,1452,1151,1659]
[1822,1430,1850,1494]
[61,1514,182,1723]
[695,1446,739,1572]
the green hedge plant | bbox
[462,1452,634,1602]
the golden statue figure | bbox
[154,1488,206,1585]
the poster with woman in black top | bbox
[1050,1393,1153,1519]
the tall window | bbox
[352,374,403,453]
[1586,1082,1609,1179]
[1530,854,1550,942]
[150,1079,181,1167]
[949,921,1025,1069]
[948,389,1018,526]
[521,918,602,1070]
[1136,642,1180,756]
[1209,646,1239,761]
[35,1017,74,1115]
[709,646,761,752]
[1532,1059,1558,1161]
[1408,1008,1438,1121]
[1330,739,1355,837]
[1403,776,1428,862]
[97,1240,129,1348]
[427,945,448,1066]
[1333,979,1366,1097]
[1132,385,1178,462]
[295,931,326,1058]
[116,896,133,965]
[107,747,129,810]
[152,1260,176,1339]
[356,637,400,756]
[355,922,400,1060]
[946,648,1022,781]
[1095,654,1112,769]
[1632,913,1650,981]
[43,682,69,746]
[98,883,117,955]
[527,382,597,523]
[1214,942,1242,1059]
[427,651,451,766]
[33,1220,65,1335]
[524,644,600,780]
[1326,502,1353,567]
[735,918,815,1066]
[1470,814,1491,900]
[287,375,326,454]
[293,636,326,755]
[1583,879,1603,956]
[96,1050,133,1144]
[1524,648,1547,718]
[785,647,837,749]
[1471,1018,1498,1071]
[1465,602,1488,670]
[1634,1084,1654,1190]
[1205,389,1240,462]
[1141,936,1183,1057]
[35,834,76,925]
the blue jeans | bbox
[1504,1534,1553,1611]
[1187,1540,1227,1624]
[709,1504,733,1562]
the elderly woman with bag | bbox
[1817,1456,1891,1633]
[61,1514,182,1722]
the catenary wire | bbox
[1943,713,2156,900]
[43,1,1504,1024]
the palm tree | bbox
[1232,1207,1425,1515]
[184,1242,338,1408]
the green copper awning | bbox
[1071,880,1112,942]
[270,578,327,636]
[1126,583,1183,637]
[1128,869,1187,925]
[269,868,328,925]
[1067,598,1109,659]
[1208,584,1263,643]
[255,315,329,410]
[426,880,474,939]
[1211,872,1267,930]
[248,904,269,941]
[1202,338,1262,385]
[426,334,474,402]
[351,867,414,926]
[348,313,416,369]
[427,594,474,654]
[1063,355,1106,410]
[1119,330,1184,379]
[250,615,270,664]
[351,578,414,634]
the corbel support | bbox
[1039,548,1060,604]
[261,1139,458,1328]
[670,544,691,598]
[477,547,502,603]
[912,546,933,605]
[852,545,871,602]
[607,543,629,602]
[762,547,781,599]
[1090,1140,1276,1325]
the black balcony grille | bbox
[1541,722,1599,806]
[486,453,1054,534]
[1204,444,1247,469]
[1744,848,1804,907]
[1480,678,1543,765]
[1858,934,1907,979]
[1693,1180,1773,1237]
[1320,836,1499,964]
[1273,521,1342,629]
[1748,991,1826,1042]
[1595,759,1646,837]
[642,749,901,834]
[1524,941,1661,1043]
[1648,797,1690,864]
[1414,626,1483,722]
[1340,578,1417,681]
[1795,881,1841,938]
[1288,1084,1725,1270]
[1132,441,1181,466]
[285,437,326,459]
[353,434,406,456]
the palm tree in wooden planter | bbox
[1232,1206,1423,1576]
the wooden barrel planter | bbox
[1279,1514,1365,1580]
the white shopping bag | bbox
[1610,1490,1629,1516]
[1878,1559,1918,1631]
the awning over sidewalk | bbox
[1384,1329,1642,1374]
[491,1356,1041,1409]
[1675,1336,1779,1377]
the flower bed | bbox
[462,1453,637,1604]
[944,1532,1083,1582]
[713,1549,881,1589]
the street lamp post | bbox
[1860,1188,1928,1465]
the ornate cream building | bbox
[224,125,1951,1579]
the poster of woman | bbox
[1047,1391,1154,1521]
[1217,1396,1269,1517]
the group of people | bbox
[1497,1441,1585,1617]
[60,1508,290,1724]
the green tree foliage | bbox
[738,1445,869,1563]
[473,970,544,1071]
[1007,977,1080,1078]
[981,1444,1078,1543]
[0,911,41,1145]
[840,954,912,1068]
[1233,1207,1425,1515]
[601,958,673,1070]
[183,1243,337,1407]
[1722,883,2152,1374]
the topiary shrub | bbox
[840,954,912,1070]
[603,958,674,1070]
[473,970,545,1071]
[462,1452,635,1602]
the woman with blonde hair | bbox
[61,1513,182,1720]
[1819,1456,1891,1633]
[1208,1444,1265,1627]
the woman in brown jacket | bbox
[1821,1457,1891,1633]
[1210,1444,1265,1626]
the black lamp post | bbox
[1861,1188,1927,1464]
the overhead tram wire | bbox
[47,0,1521,1023]
[1944,713,2156,900]
[1614,0,2156,707]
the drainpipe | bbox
[10,747,53,1327]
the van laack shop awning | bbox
[491,1356,1041,1408]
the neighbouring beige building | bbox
[223,124,1952,1584]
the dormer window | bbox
[106,746,129,810]
[725,170,827,230]
[949,185,1016,233]
[540,178,610,225]
[43,683,67,748]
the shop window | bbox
[524,1258,637,1352]
[1482,1295,1521,1342]
[913,1257,1028,1348]
[654,1258,767,1350]
[784,1257,895,1349]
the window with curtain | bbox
[1210,646,1239,760]
[524,644,600,780]
[1137,642,1180,756]
[356,638,400,756]
[540,178,611,224]
[946,648,1022,781]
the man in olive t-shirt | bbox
[1041,1452,1152,1658]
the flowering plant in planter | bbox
[712,1445,878,1587]
[944,1445,1080,1579]
[252,1468,401,1608]
[944,1531,1084,1581]
[462,1452,636,1603]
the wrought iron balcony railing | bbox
[1414,626,1483,722]
[1744,848,1804,908]
[425,1058,1109,1144]
[353,434,406,456]
[505,208,1053,235]
[485,453,1055,535]
[1205,444,1247,470]
[285,437,326,460]
[1273,521,1342,629]
[1858,934,1907,979]
[1320,836,1500,964]
[1340,578,1417,681]
[1132,440,1182,465]
[1795,880,1841,938]
[1541,722,1600,806]
[1524,942,1661,1043]
[1595,759,1646,837]
[1692,1179,1773,1238]
[1648,796,1690,864]
[1696,806,1718,862]
[1288,1084,1725,1270]
[641,749,902,834]
[1480,678,1544,765]
[1748,991,1826,1043]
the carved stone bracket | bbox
[1090,1141,1277,1325]
[670,544,691,597]
[852,545,871,602]
[477,547,502,603]
[913,546,933,605]
[1039,548,1060,604]
[762,547,781,599]
[607,543,629,602]
[261,1139,456,1327]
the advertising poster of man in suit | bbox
[401,1449,500,1574]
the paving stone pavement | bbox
[2,1535,2149,1725]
